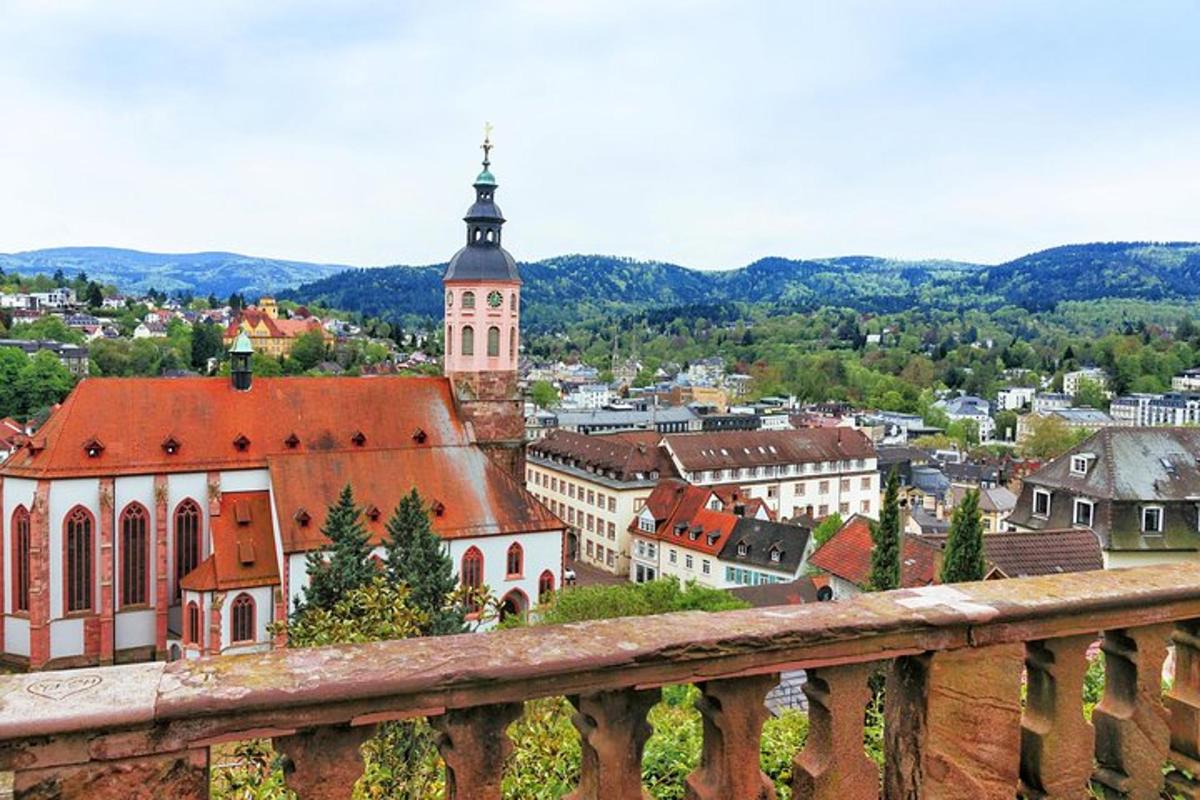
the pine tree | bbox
[299,484,376,614]
[867,468,902,592]
[384,489,465,636]
[940,489,986,583]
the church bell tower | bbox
[443,127,525,479]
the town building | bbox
[0,418,26,458]
[627,479,811,589]
[1110,393,1200,427]
[29,289,77,310]
[810,515,1103,598]
[1006,428,1200,567]
[659,428,878,521]
[222,299,334,358]
[1032,392,1072,414]
[0,146,563,670]
[1172,368,1200,392]
[1016,407,1117,442]
[554,406,701,435]
[560,384,613,410]
[995,386,1036,412]
[526,429,673,574]
[934,395,995,440]
[1063,367,1109,397]
[0,339,89,377]
[946,484,1017,532]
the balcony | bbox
[2,563,1200,799]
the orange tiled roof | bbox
[0,376,469,478]
[180,491,280,591]
[808,514,940,589]
[631,478,737,556]
[269,448,563,553]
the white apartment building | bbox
[1110,393,1200,427]
[526,429,669,574]
[995,386,1036,412]
[659,429,878,521]
[1063,368,1109,397]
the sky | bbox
[1,1,1198,270]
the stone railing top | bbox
[3,563,1200,746]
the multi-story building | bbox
[660,428,878,521]
[1063,367,1108,397]
[1006,428,1200,568]
[526,429,672,574]
[29,289,77,310]
[1172,368,1200,392]
[554,406,701,435]
[1110,393,1200,427]
[995,386,1036,412]
[934,395,995,440]
[222,299,334,358]
[560,384,613,410]
[0,339,89,377]
[628,479,811,589]
[0,146,563,671]
[1033,392,1071,414]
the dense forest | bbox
[284,242,1200,330]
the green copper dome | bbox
[230,331,254,355]
[474,168,497,186]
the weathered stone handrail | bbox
[3,562,1200,798]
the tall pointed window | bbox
[174,499,201,599]
[446,325,452,356]
[506,542,523,577]
[538,570,555,602]
[487,326,501,357]
[461,325,475,356]
[231,593,255,643]
[461,546,483,612]
[64,506,94,613]
[186,601,201,645]
[509,328,516,360]
[12,506,30,613]
[119,503,149,606]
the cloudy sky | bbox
[1,1,1197,269]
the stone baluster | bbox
[431,702,523,800]
[884,643,1024,799]
[684,673,778,800]
[275,724,375,800]
[792,663,877,800]
[566,687,661,800]
[13,748,210,800]
[1091,625,1171,799]
[1167,620,1200,798]
[1020,635,1095,799]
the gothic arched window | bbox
[174,499,201,599]
[64,506,94,613]
[12,506,30,613]
[538,570,555,602]
[119,503,149,606]
[506,542,523,577]
[231,593,255,643]
[186,601,201,645]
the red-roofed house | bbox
[807,515,941,598]
[0,149,557,670]
[223,297,334,358]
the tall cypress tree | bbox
[940,489,986,583]
[384,488,465,636]
[868,468,902,592]
[299,484,376,614]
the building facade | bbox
[659,429,878,521]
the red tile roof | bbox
[1,376,469,478]
[180,491,280,591]
[528,429,674,482]
[630,478,739,556]
[663,428,875,472]
[808,515,941,589]
[269,448,562,553]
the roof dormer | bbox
[294,508,311,527]
[83,438,104,458]
[431,499,446,517]
[284,432,301,449]
[161,436,181,456]
[365,504,382,522]
[233,434,251,452]
[412,428,428,444]
[1070,453,1095,477]
[351,430,367,447]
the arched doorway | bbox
[566,530,579,560]
[499,589,529,622]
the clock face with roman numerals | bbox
[487,290,503,308]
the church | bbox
[0,141,564,670]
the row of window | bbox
[445,324,516,359]
[527,469,619,512]
[184,593,256,646]
[459,544,556,603]
[584,539,617,569]
[1033,490,1167,533]
[9,500,205,615]
[690,460,872,483]
[530,490,619,541]
[447,289,517,311]
[725,567,787,587]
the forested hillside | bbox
[284,242,1200,328]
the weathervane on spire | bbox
[481,122,494,167]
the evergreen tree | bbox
[299,484,376,614]
[384,489,464,636]
[867,468,902,592]
[940,489,986,583]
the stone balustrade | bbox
[3,563,1200,799]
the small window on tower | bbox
[462,292,475,309]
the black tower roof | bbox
[443,131,521,283]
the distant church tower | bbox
[443,128,525,479]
